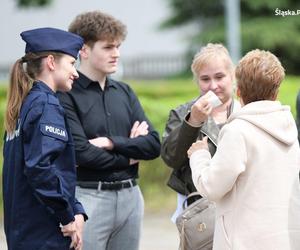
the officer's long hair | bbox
[5,52,63,135]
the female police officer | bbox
[3,27,87,250]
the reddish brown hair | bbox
[236,49,285,105]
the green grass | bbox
[0,76,299,213]
[129,76,300,134]
[277,76,300,116]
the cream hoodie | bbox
[190,101,300,250]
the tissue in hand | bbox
[202,90,222,108]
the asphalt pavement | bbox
[0,212,179,250]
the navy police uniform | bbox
[3,81,86,250]
[2,27,85,250]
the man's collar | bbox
[77,71,117,89]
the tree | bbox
[17,0,52,7]
[162,0,300,74]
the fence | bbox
[0,66,10,82]
[0,54,188,82]
[122,54,188,79]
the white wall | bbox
[0,0,190,65]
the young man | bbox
[58,11,161,250]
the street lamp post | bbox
[225,0,241,64]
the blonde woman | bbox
[188,49,300,249]
[161,43,240,226]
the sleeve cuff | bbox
[179,113,202,138]
[55,205,75,225]
[109,136,128,151]
[185,112,204,128]
[73,202,88,221]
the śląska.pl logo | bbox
[275,8,300,17]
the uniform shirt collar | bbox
[77,71,117,89]
[34,80,56,95]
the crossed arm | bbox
[58,90,160,169]
[89,120,150,165]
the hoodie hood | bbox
[227,101,298,146]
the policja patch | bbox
[40,123,68,141]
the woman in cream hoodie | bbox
[188,49,300,250]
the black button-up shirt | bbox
[58,72,161,182]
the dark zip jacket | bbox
[161,98,239,196]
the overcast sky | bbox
[0,0,192,65]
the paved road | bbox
[140,213,179,250]
[0,222,6,250]
[0,213,179,250]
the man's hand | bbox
[187,137,209,158]
[89,137,114,150]
[128,121,149,165]
[130,121,149,138]
[129,159,139,165]
[188,94,213,126]
[89,121,149,164]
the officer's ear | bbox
[45,54,56,71]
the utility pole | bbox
[225,0,241,64]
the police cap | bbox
[20,27,84,59]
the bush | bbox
[129,76,299,211]
[0,77,299,213]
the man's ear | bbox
[80,44,90,59]
[46,55,56,71]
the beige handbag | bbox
[176,192,216,250]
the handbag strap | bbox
[181,219,185,250]
[182,192,202,210]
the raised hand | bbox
[188,94,213,126]
[187,137,209,158]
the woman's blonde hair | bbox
[5,52,63,134]
[191,43,234,82]
[235,49,285,105]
